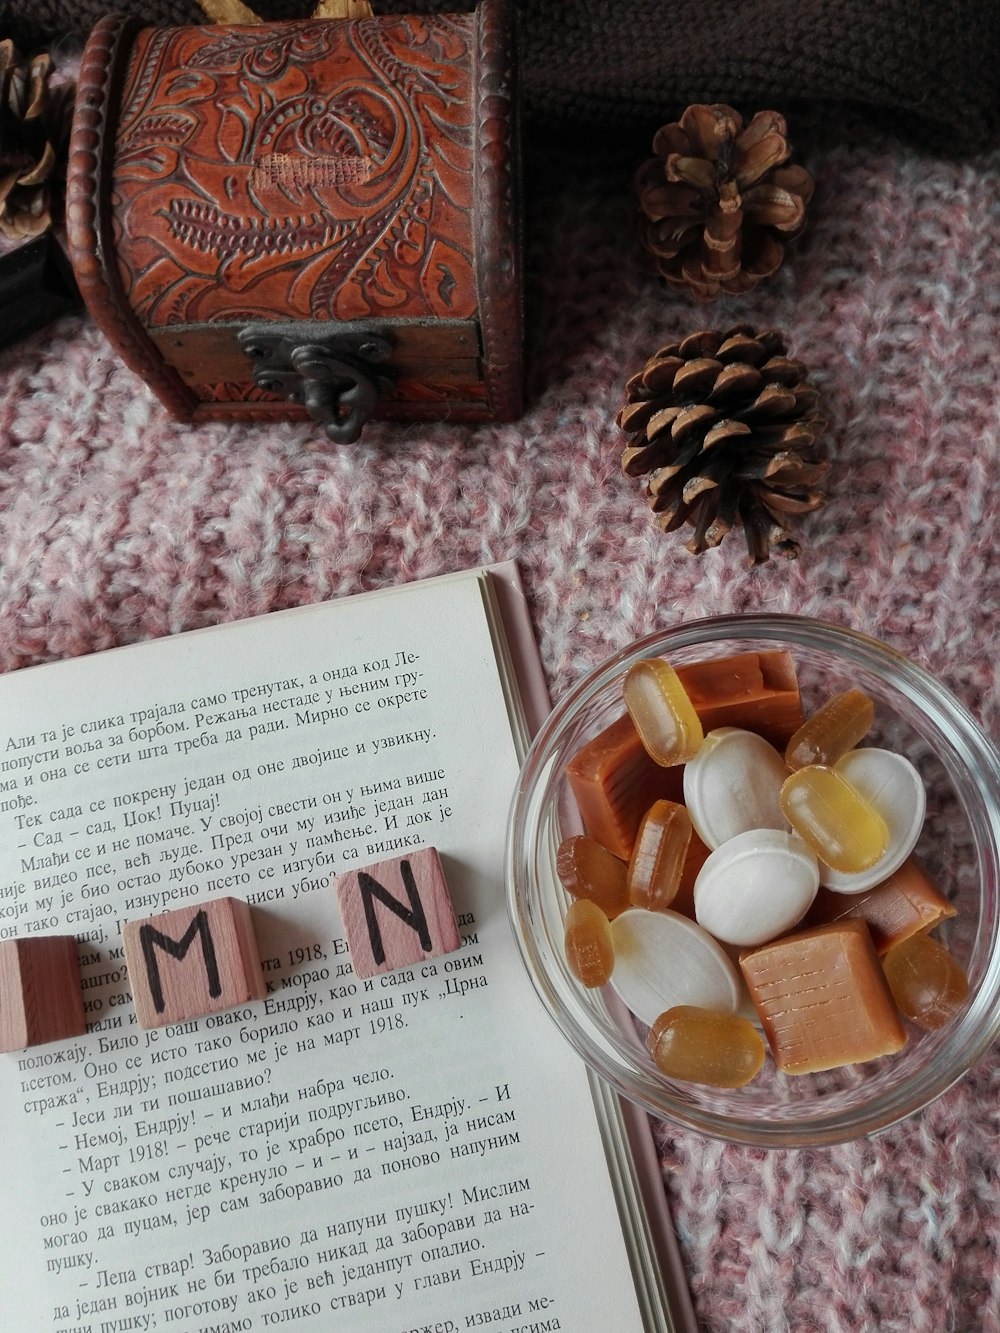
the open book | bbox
[0,563,695,1332]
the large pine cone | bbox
[635,104,813,301]
[617,325,829,565]
[0,40,75,241]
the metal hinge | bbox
[238,323,395,444]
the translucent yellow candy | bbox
[646,1005,765,1088]
[623,659,704,766]
[779,764,889,873]
[784,688,875,770]
[821,748,927,893]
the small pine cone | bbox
[0,39,75,241]
[635,104,813,300]
[617,325,829,565]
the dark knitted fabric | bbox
[2,0,999,152]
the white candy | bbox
[608,908,742,1026]
[682,727,789,849]
[820,747,927,893]
[693,828,820,947]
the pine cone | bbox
[0,39,75,241]
[617,325,829,565]
[635,104,813,300]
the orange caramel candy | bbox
[805,856,956,955]
[679,649,804,748]
[882,932,969,1030]
[556,836,630,919]
[565,714,684,860]
[646,1005,765,1088]
[740,920,906,1074]
[627,800,692,911]
[676,651,764,705]
[564,899,615,988]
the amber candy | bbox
[623,659,704,766]
[780,764,889,873]
[882,932,969,1030]
[646,1005,765,1088]
[627,800,692,911]
[564,899,615,988]
[785,688,874,770]
[556,836,630,919]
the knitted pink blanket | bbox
[2,113,998,1330]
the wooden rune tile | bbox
[122,897,266,1029]
[0,936,86,1053]
[334,847,460,979]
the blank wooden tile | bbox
[334,847,460,979]
[0,936,86,1052]
[122,897,266,1029]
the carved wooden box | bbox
[66,3,520,441]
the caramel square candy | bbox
[805,857,956,955]
[740,920,906,1074]
[679,650,804,748]
[0,936,86,1052]
[122,897,266,1029]
[565,714,684,860]
[334,846,460,979]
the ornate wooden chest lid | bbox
[67,2,520,440]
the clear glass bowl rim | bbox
[505,613,1000,1147]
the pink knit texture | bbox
[2,116,999,1330]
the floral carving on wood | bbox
[110,17,477,327]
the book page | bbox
[0,570,647,1333]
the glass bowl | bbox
[505,615,1000,1147]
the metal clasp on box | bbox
[239,324,395,444]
